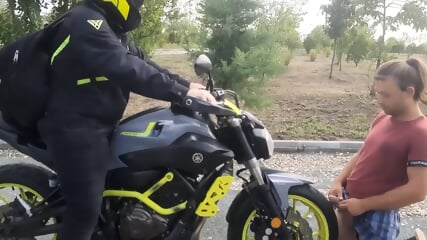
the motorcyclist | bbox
[37,0,216,239]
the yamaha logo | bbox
[192,153,204,164]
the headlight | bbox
[252,128,274,159]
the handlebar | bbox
[180,96,237,117]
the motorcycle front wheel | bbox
[227,185,338,240]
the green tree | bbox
[130,0,177,54]
[163,8,206,51]
[0,7,24,45]
[258,4,302,52]
[199,0,290,108]
[416,43,427,54]
[303,26,332,54]
[385,37,405,53]
[322,0,353,79]
[303,36,316,54]
[200,0,261,66]
[346,25,374,67]
[49,0,81,20]
[353,0,427,69]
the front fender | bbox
[226,168,313,222]
[263,168,314,210]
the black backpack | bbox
[0,17,65,137]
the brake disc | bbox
[286,209,314,240]
[0,199,35,240]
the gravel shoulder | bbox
[0,150,425,239]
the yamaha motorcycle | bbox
[0,54,338,239]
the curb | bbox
[0,140,364,153]
[273,140,363,153]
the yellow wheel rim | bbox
[242,210,258,240]
[0,183,57,240]
[241,194,329,240]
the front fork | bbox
[228,117,313,237]
[235,167,314,238]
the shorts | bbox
[342,189,401,240]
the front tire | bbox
[227,185,338,240]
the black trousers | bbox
[39,115,113,240]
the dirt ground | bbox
[123,53,427,140]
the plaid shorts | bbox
[342,189,401,240]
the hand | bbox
[327,182,343,205]
[189,82,205,89]
[338,198,367,216]
[186,88,217,104]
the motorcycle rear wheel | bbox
[0,164,56,240]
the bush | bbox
[382,53,398,63]
[283,48,293,66]
[309,49,317,62]
[303,36,316,54]
[213,45,285,109]
[324,47,332,57]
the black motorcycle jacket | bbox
[45,2,190,126]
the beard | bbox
[380,104,406,117]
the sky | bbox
[298,0,427,45]
[40,0,427,45]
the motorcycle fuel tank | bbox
[110,107,234,174]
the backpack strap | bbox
[38,12,70,50]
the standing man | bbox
[328,57,427,240]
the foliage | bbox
[257,6,302,52]
[130,0,177,55]
[283,48,292,66]
[322,0,354,78]
[49,0,81,20]
[199,0,300,108]
[346,26,374,67]
[385,37,405,53]
[303,26,332,54]
[164,13,207,51]
[0,0,176,55]
[0,7,24,45]
[405,43,427,56]
[352,0,427,68]
[309,49,317,62]
[323,47,332,58]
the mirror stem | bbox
[208,73,214,91]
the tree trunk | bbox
[376,0,387,69]
[329,38,337,79]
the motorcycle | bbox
[0,54,338,240]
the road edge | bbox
[0,140,364,153]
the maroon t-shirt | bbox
[346,111,427,199]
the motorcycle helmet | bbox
[89,0,144,32]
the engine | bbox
[118,201,169,240]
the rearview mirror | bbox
[194,54,212,76]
